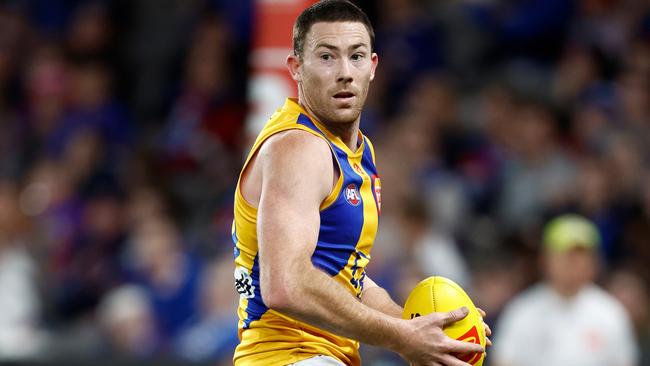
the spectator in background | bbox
[125,214,202,348]
[0,181,45,360]
[492,214,638,366]
[497,101,576,232]
[159,14,244,237]
[569,0,643,67]
[21,43,68,168]
[173,254,238,364]
[464,0,575,65]
[570,96,614,156]
[0,6,27,180]
[620,173,650,288]
[97,285,158,358]
[606,270,650,366]
[399,197,471,289]
[125,185,172,229]
[64,1,114,62]
[568,157,621,261]
[52,180,127,321]
[373,0,445,110]
[27,128,128,323]
[47,60,132,165]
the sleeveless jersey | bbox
[232,98,381,365]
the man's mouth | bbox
[333,91,355,102]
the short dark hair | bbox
[292,0,375,57]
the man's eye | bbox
[321,54,331,61]
[351,54,364,61]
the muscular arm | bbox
[361,276,403,318]
[256,130,483,365]
[257,130,400,348]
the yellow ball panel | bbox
[402,276,485,366]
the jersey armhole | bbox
[235,149,261,213]
[319,151,343,211]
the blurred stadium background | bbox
[0,0,649,365]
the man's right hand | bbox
[395,307,485,366]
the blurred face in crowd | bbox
[0,181,21,244]
[288,21,378,127]
[517,104,555,160]
[132,216,180,275]
[70,64,110,108]
[544,246,598,298]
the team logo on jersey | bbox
[372,175,381,214]
[234,266,255,299]
[349,251,369,295]
[455,325,482,364]
[344,184,361,206]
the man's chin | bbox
[330,113,360,125]
[329,107,361,124]
[311,106,360,125]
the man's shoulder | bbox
[257,129,334,196]
[579,285,628,317]
[511,283,549,302]
[500,284,550,317]
[251,128,335,208]
[493,284,548,351]
[259,128,331,159]
[255,99,330,156]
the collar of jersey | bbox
[284,98,365,158]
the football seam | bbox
[432,277,437,312]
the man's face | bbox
[544,247,598,298]
[291,21,378,125]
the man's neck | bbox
[299,101,360,151]
[324,120,359,151]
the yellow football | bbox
[402,276,486,366]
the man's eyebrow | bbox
[349,43,368,51]
[314,43,339,51]
[314,43,369,51]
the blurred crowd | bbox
[0,0,649,365]
[0,0,249,363]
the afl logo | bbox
[344,184,361,206]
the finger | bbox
[484,322,492,337]
[482,321,492,347]
[440,307,469,327]
[446,338,484,355]
[477,307,486,318]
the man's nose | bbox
[337,58,353,83]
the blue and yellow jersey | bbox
[232,98,381,365]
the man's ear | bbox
[287,53,302,82]
[369,53,378,81]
